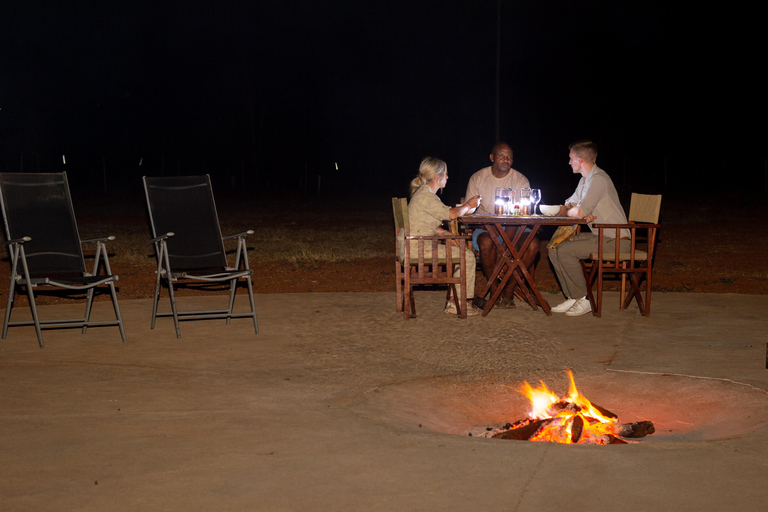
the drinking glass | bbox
[504,189,515,215]
[494,187,507,215]
[520,187,531,215]
[530,188,541,215]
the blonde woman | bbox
[407,157,482,316]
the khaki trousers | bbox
[547,233,630,300]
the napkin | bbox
[546,224,579,251]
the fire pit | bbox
[350,370,768,443]
[480,370,654,444]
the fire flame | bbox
[518,370,618,444]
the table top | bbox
[459,214,587,226]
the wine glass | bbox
[530,188,541,215]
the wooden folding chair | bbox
[392,197,471,319]
[581,193,662,317]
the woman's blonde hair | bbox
[409,156,447,197]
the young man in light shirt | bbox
[548,140,630,317]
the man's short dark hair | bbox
[491,141,511,154]
[568,140,598,163]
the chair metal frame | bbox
[581,193,662,317]
[392,197,470,319]
[0,172,126,347]
[143,175,258,338]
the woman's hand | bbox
[449,196,480,220]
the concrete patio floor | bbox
[2,291,767,511]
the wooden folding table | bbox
[459,214,586,316]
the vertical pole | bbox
[495,0,501,141]
[623,157,626,190]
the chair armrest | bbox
[437,235,472,244]
[81,235,116,244]
[1,236,32,246]
[149,232,174,244]
[592,223,660,229]
[405,234,471,241]
[222,230,254,241]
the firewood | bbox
[551,400,583,414]
[502,418,536,431]
[492,419,548,440]
[590,402,618,419]
[616,421,655,438]
[570,416,584,443]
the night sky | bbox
[1,1,765,203]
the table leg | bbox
[497,226,545,312]
[484,223,552,316]
[473,224,505,315]
[513,226,552,315]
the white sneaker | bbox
[551,298,577,313]
[565,297,592,317]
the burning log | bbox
[570,415,584,443]
[590,402,618,419]
[486,370,656,445]
[490,416,653,444]
[492,419,549,440]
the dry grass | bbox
[74,197,393,269]
[246,225,390,265]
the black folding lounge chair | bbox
[143,175,258,338]
[0,172,126,347]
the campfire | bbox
[485,370,655,444]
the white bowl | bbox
[539,204,560,216]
